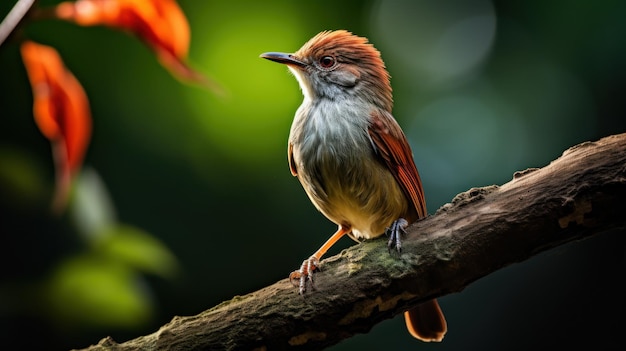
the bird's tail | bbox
[404,299,447,342]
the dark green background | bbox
[1,0,624,350]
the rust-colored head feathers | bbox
[296,30,386,73]
[262,30,393,112]
[299,30,392,111]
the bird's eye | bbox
[319,56,336,68]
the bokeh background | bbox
[1,0,625,350]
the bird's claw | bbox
[386,218,408,253]
[289,256,319,294]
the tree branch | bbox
[0,0,35,47]
[74,133,626,351]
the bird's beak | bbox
[260,52,306,68]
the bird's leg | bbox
[386,218,408,253]
[290,225,350,294]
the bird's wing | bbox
[288,142,298,176]
[367,110,427,218]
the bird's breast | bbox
[289,100,408,239]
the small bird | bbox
[261,30,447,342]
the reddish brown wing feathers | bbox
[368,110,427,220]
[370,110,446,342]
[288,142,298,176]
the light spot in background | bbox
[182,3,305,171]
[370,0,496,88]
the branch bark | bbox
[74,133,626,351]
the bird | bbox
[260,30,447,342]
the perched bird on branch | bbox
[261,30,447,342]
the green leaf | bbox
[96,224,179,278]
[45,255,152,329]
[71,168,117,241]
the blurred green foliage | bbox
[1,0,624,350]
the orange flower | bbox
[20,40,92,212]
[55,0,214,88]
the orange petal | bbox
[54,0,213,87]
[20,41,92,211]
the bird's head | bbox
[261,30,393,111]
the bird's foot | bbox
[289,256,319,294]
[386,218,408,253]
